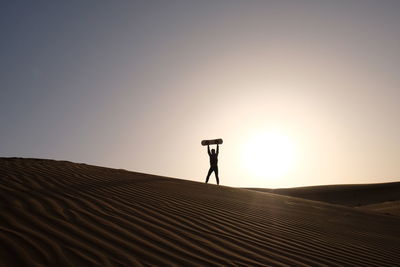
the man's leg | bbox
[215,166,219,185]
[205,167,213,183]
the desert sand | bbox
[357,201,400,216]
[1,158,400,266]
[249,182,400,216]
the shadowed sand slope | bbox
[358,201,400,216]
[1,158,400,266]
[248,182,400,207]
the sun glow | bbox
[242,131,297,180]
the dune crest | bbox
[1,158,400,266]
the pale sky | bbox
[1,1,400,188]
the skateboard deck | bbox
[201,139,223,146]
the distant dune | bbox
[248,182,400,207]
[1,158,400,266]
[359,201,400,216]
[247,182,400,217]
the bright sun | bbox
[242,131,297,179]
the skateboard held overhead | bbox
[201,138,223,146]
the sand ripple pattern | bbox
[1,158,400,266]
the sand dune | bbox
[248,182,400,217]
[358,201,400,216]
[248,182,400,208]
[1,158,400,266]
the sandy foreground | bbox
[1,158,400,266]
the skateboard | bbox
[201,139,223,146]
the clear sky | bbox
[2,0,400,188]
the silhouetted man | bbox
[205,144,219,185]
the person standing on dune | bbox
[205,144,219,185]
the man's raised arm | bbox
[207,145,211,156]
[217,144,219,155]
